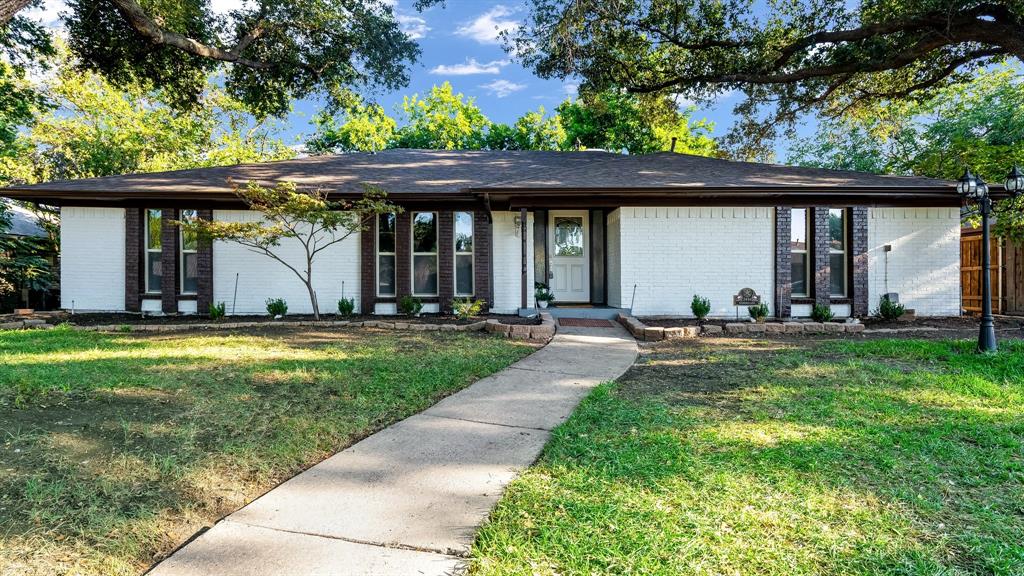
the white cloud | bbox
[208,0,246,15]
[397,13,430,39]
[480,79,526,98]
[562,82,579,99]
[455,5,518,44]
[430,58,509,76]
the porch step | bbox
[519,307,627,320]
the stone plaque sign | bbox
[733,287,761,306]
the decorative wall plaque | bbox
[733,287,761,306]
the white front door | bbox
[548,210,590,302]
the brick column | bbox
[474,209,491,307]
[124,208,141,312]
[438,211,454,313]
[360,216,377,314]
[774,207,792,318]
[395,212,411,300]
[160,209,178,314]
[813,207,830,307]
[196,209,214,314]
[851,207,869,316]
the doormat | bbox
[558,318,613,327]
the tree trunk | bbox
[0,0,33,25]
[305,281,320,321]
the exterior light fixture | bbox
[958,169,997,353]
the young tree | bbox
[180,181,399,320]
[511,0,1023,159]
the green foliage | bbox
[307,100,396,154]
[877,295,906,321]
[395,82,491,150]
[690,294,711,320]
[208,301,226,320]
[452,297,485,320]
[337,297,356,316]
[534,283,555,303]
[485,107,566,151]
[265,298,288,317]
[0,201,54,303]
[811,303,834,323]
[748,303,769,322]
[398,295,423,315]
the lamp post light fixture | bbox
[958,169,997,353]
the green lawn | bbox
[471,337,1024,576]
[0,325,532,576]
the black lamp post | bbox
[958,170,997,352]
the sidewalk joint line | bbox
[225,520,469,558]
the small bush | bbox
[398,295,423,315]
[266,298,288,317]
[811,303,834,323]
[877,295,905,320]
[209,301,226,320]
[337,297,356,316]
[691,295,711,320]
[452,297,485,320]
[534,282,555,303]
[748,303,770,322]
[117,324,132,333]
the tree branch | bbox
[0,0,33,26]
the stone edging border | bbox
[616,313,865,342]
[2,315,558,342]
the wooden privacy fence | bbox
[960,231,1024,315]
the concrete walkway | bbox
[149,324,637,576]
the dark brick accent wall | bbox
[851,206,869,316]
[196,209,214,313]
[125,208,142,312]
[395,212,411,299]
[473,209,491,307]
[160,209,178,314]
[774,207,792,318]
[813,207,831,307]
[438,211,454,312]
[360,217,376,314]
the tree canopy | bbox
[510,0,1024,159]
[1,0,421,119]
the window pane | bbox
[830,253,846,296]
[147,209,162,250]
[378,213,395,253]
[182,252,198,293]
[791,208,807,250]
[456,254,473,295]
[455,212,473,252]
[147,253,162,292]
[829,209,845,251]
[378,255,396,295]
[413,255,438,294]
[791,253,808,296]
[180,210,198,251]
[554,217,584,256]
[413,213,437,253]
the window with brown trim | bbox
[454,211,474,296]
[144,209,162,294]
[180,209,198,294]
[829,208,848,297]
[791,208,809,297]
[412,212,438,295]
[377,213,396,296]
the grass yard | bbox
[0,325,533,576]
[472,337,1024,576]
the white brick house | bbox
[4,149,969,318]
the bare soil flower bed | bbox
[60,312,540,327]
[642,315,1024,331]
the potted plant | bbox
[534,282,555,309]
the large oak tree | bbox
[510,0,1024,159]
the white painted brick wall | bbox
[615,207,775,317]
[490,211,535,313]
[212,210,361,315]
[868,207,960,316]
[60,207,125,311]
[607,209,622,307]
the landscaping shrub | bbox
[265,298,288,317]
[534,282,555,306]
[208,301,226,320]
[877,295,905,320]
[398,295,423,315]
[811,303,834,322]
[337,297,355,316]
[691,295,711,320]
[452,297,485,320]
[748,303,769,322]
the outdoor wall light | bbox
[1005,165,1024,197]
[958,169,996,353]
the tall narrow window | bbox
[829,208,847,297]
[377,213,396,296]
[454,212,474,295]
[144,209,162,293]
[412,212,438,295]
[790,208,809,297]
[180,210,198,294]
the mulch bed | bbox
[641,315,1024,331]
[62,312,540,327]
